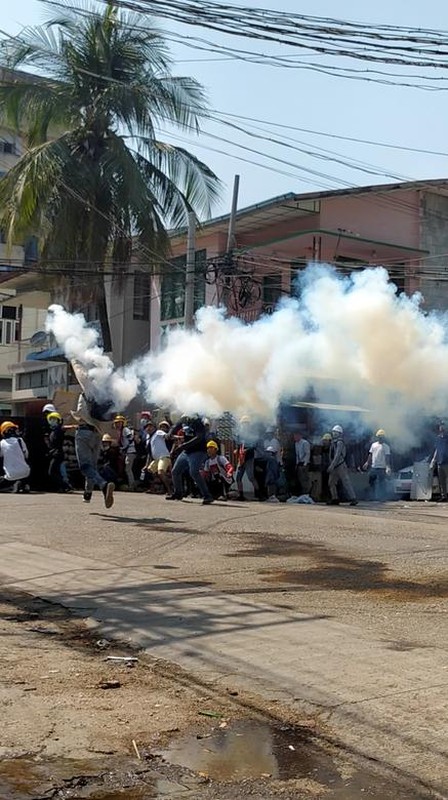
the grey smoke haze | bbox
[46,266,448,447]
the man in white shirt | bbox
[363,429,391,501]
[294,431,311,496]
[144,420,172,494]
[0,421,30,493]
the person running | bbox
[0,421,30,493]
[166,415,214,505]
[70,359,115,508]
[144,420,172,495]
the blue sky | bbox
[3,0,448,215]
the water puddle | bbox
[159,719,338,783]
[0,756,184,799]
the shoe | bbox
[83,492,92,503]
[202,498,214,505]
[349,500,358,506]
[102,482,115,509]
[217,495,228,501]
[166,493,182,501]
[267,496,280,503]
[12,481,20,494]
[22,484,30,494]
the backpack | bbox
[84,394,115,422]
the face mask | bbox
[49,420,59,429]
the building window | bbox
[161,250,206,322]
[262,274,283,309]
[0,141,15,155]
[133,271,151,321]
[17,369,48,390]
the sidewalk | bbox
[1,535,446,796]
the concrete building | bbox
[151,178,448,344]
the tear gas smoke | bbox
[45,304,139,407]
[46,266,448,447]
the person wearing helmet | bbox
[142,419,172,495]
[0,421,30,493]
[201,440,234,500]
[98,433,120,485]
[430,422,448,502]
[327,425,358,506]
[363,429,392,501]
[113,415,137,490]
[47,412,72,493]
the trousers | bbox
[328,463,356,501]
[75,428,106,493]
[172,451,212,500]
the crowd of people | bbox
[0,396,402,508]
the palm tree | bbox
[0,1,220,350]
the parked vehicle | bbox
[393,463,439,499]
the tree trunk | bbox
[96,275,112,353]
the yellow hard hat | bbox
[47,411,62,422]
[0,421,18,436]
[321,433,332,441]
[376,429,386,437]
[113,414,126,424]
[239,415,250,424]
[207,440,219,450]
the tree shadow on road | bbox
[226,534,448,601]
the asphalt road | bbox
[0,491,447,797]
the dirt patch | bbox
[0,589,437,799]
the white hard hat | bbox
[43,403,57,414]
[332,424,343,434]
[266,445,276,453]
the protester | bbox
[327,425,358,506]
[265,446,281,502]
[363,429,391,501]
[70,359,115,508]
[294,431,311,496]
[235,416,259,501]
[430,422,448,502]
[113,414,137,490]
[264,426,282,463]
[47,411,72,492]
[98,433,120,485]
[320,433,332,502]
[167,414,213,504]
[144,419,172,495]
[0,421,30,493]
[201,440,234,500]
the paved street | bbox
[0,492,447,797]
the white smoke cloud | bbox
[45,266,448,447]
[45,304,138,407]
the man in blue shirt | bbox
[430,422,448,502]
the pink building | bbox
[151,178,448,345]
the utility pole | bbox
[184,211,196,329]
[226,174,240,254]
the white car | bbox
[393,464,439,499]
